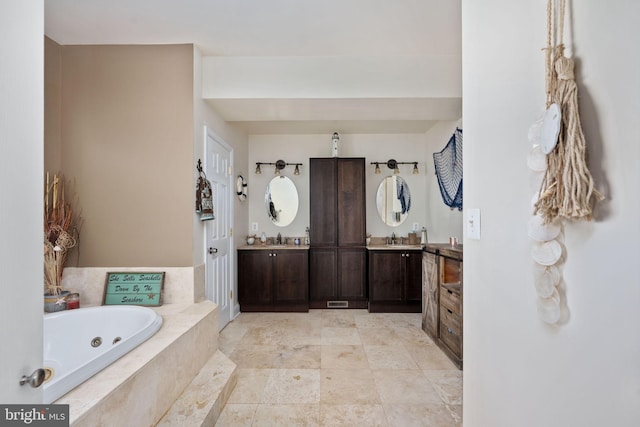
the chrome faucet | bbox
[391,232,396,245]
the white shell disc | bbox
[541,103,561,154]
[528,215,561,242]
[527,144,547,172]
[531,240,562,266]
[533,264,560,298]
[537,288,561,324]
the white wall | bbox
[462,1,640,426]
[247,128,462,243]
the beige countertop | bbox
[238,244,310,250]
[366,244,423,251]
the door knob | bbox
[208,247,218,254]
[20,369,45,388]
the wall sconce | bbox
[370,159,419,175]
[255,160,303,175]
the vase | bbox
[44,291,69,313]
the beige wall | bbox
[44,37,62,172]
[48,43,195,266]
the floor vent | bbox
[327,301,348,308]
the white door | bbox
[0,0,44,404]
[204,128,233,331]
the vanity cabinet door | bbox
[369,250,422,312]
[238,250,273,307]
[369,251,403,303]
[309,248,337,303]
[273,250,308,303]
[338,248,367,300]
[422,251,439,341]
[309,158,337,246]
[238,249,309,312]
[405,250,423,303]
[337,158,366,247]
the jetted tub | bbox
[43,305,163,403]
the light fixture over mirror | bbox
[255,160,302,175]
[370,159,419,175]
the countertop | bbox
[423,243,463,260]
[366,244,423,251]
[238,244,310,250]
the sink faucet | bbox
[391,232,396,245]
[276,233,282,244]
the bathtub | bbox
[43,305,163,403]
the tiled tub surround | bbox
[57,301,221,426]
[54,267,236,426]
[61,265,206,307]
[217,310,462,426]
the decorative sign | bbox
[103,272,165,306]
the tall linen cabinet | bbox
[309,158,367,308]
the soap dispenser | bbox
[420,227,428,246]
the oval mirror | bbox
[376,176,411,227]
[265,176,299,227]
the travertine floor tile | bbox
[373,370,442,405]
[320,404,388,426]
[252,403,320,426]
[357,327,404,346]
[262,369,320,404]
[215,403,256,426]
[216,312,463,426]
[321,345,370,370]
[272,345,321,369]
[364,344,420,370]
[320,369,380,404]
[383,402,460,427]
[226,369,271,404]
[229,344,279,369]
[321,327,362,345]
[405,343,457,370]
[425,370,463,405]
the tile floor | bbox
[215,310,462,426]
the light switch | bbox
[251,222,258,232]
[412,223,419,232]
[467,208,481,240]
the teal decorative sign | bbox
[103,272,165,306]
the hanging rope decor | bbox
[433,127,463,211]
[533,0,603,224]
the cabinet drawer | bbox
[439,318,462,357]
[440,285,461,315]
[440,305,462,332]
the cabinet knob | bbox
[447,328,453,335]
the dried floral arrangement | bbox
[44,173,82,296]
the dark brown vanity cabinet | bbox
[309,158,367,308]
[368,250,422,312]
[237,249,309,312]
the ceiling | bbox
[44,0,462,134]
